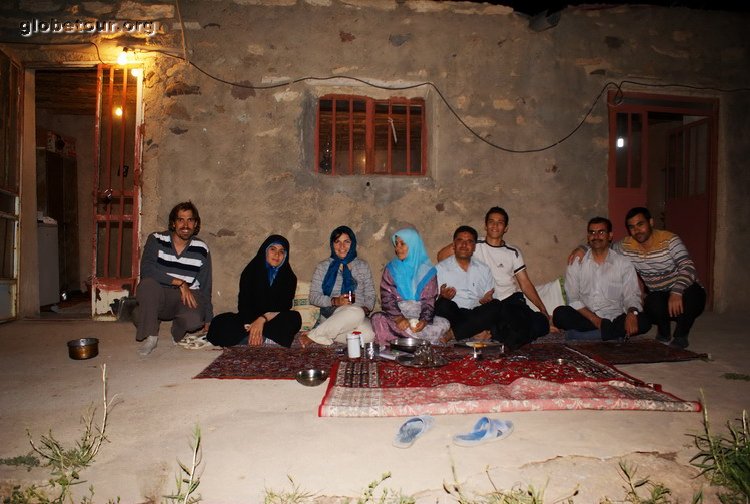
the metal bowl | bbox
[390,337,428,354]
[67,338,99,360]
[295,368,329,387]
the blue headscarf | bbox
[265,240,287,285]
[321,226,357,297]
[386,228,436,301]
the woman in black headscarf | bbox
[207,235,301,347]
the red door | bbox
[664,118,714,300]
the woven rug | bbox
[318,344,700,417]
[566,338,709,365]
[194,346,340,380]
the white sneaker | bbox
[138,335,158,356]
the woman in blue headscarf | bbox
[207,235,301,347]
[371,228,450,346]
[302,226,376,346]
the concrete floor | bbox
[0,312,748,503]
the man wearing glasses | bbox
[554,217,650,341]
[134,201,213,356]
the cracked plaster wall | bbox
[3,0,749,314]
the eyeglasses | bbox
[587,229,608,236]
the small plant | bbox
[163,426,203,504]
[598,461,693,504]
[262,473,414,504]
[690,401,750,504]
[721,373,750,381]
[443,464,576,504]
[0,454,39,472]
[263,476,315,504]
[354,472,414,504]
[0,365,115,504]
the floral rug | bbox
[193,345,341,380]
[318,344,700,417]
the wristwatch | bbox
[627,308,639,316]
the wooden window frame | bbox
[315,94,427,176]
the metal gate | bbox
[91,64,142,319]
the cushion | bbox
[526,277,565,313]
[292,282,320,331]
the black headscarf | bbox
[238,234,297,324]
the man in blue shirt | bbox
[435,225,502,341]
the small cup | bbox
[346,291,356,303]
[409,318,419,330]
[363,342,379,360]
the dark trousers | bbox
[207,310,302,348]
[135,277,205,342]
[492,292,550,350]
[644,282,706,342]
[552,305,651,341]
[435,297,504,340]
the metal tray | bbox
[396,354,448,368]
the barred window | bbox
[316,95,426,175]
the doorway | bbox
[35,69,97,318]
[607,91,718,307]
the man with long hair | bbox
[134,201,213,356]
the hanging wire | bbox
[2,39,748,153]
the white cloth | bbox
[435,255,494,310]
[473,240,526,301]
[305,305,374,345]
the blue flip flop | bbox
[393,415,435,448]
[453,417,514,447]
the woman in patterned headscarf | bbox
[371,228,449,346]
[301,226,376,347]
[207,235,301,347]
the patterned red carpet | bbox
[318,344,700,417]
[192,344,699,417]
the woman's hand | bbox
[413,320,427,333]
[247,317,265,346]
[331,295,351,307]
[395,316,411,331]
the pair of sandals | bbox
[177,332,213,350]
[392,415,514,448]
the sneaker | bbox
[656,333,671,344]
[669,337,689,349]
[138,335,158,356]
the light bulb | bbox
[117,49,129,66]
